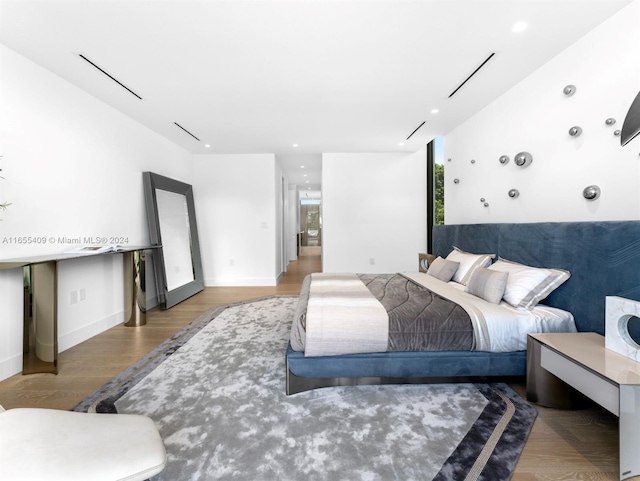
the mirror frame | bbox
[143,171,204,309]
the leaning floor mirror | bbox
[143,171,205,309]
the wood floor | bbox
[0,254,619,480]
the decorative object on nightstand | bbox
[418,253,436,273]
[605,296,640,362]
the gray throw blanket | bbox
[358,274,474,351]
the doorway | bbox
[299,198,321,256]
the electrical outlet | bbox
[79,288,86,301]
[70,290,78,304]
[370,258,375,265]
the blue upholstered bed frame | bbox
[286,221,640,395]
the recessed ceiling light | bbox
[399,142,405,146]
[431,109,439,114]
[300,165,305,169]
[512,21,528,33]
[293,143,299,147]
[306,181,309,183]
[303,174,307,177]
[204,144,211,148]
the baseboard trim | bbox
[0,353,23,382]
[205,277,278,287]
[58,311,123,353]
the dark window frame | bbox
[426,140,435,252]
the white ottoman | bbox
[0,405,166,481]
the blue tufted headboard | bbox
[432,221,640,334]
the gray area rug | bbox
[74,296,536,480]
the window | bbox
[427,137,444,251]
[434,137,444,225]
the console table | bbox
[0,247,154,375]
[527,332,640,481]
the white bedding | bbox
[404,272,577,352]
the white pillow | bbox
[445,247,495,285]
[488,258,570,309]
[465,267,509,304]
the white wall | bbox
[322,151,427,273]
[192,154,279,286]
[0,45,193,380]
[444,0,640,224]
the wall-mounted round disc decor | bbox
[499,155,509,165]
[563,84,576,96]
[583,185,601,200]
[514,151,533,167]
[568,126,582,137]
[508,189,520,198]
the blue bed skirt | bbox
[286,343,525,379]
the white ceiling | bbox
[0,0,633,190]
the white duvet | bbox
[403,272,577,352]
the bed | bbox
[286,221,640,395]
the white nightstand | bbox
[527,332,640,481]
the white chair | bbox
[0,404,166,481]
